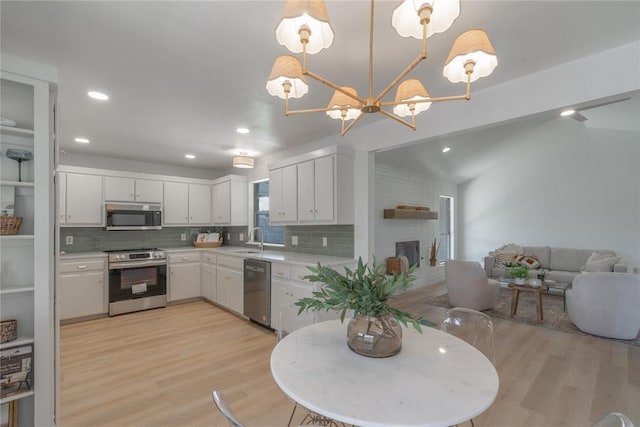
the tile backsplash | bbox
[60,224,354,258]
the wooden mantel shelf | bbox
[383,209,438,220]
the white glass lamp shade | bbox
[326,87,362,121]
[266,55,309,99]
[232,155,254,169]
[443,29,498,83]
[275,0,334,54]
[393,79,432,117]
[392,0,460,39]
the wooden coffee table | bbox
[507,283,544,323]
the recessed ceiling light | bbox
[236,127,250,134]
[88,91,109,101]
[185,154,196,159]
[560,109,576,116]
[74,137,90,144]
[442,147,451,153]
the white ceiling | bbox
[1,1,639,173]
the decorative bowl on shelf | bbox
[529,279,541,288]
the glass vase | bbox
[347,314,402,358]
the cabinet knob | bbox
[309,210,313,213]
[182,257,188,261]
[136,194,140,197]
[130,193,134,197]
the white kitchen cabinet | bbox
[298,156,334,222]
[212,175,247,226]
[163,182,211,225]
[168,251,201,301]
[201,252,217,302]
[104,177,162,203]
[269,165,297,224]
[270,262,315,331]
[188,183,211,224]
[0,66,56,425]
[62,172,103,225]
[216,255,243,314]
[59,257,107,321]
[163,182,189,224]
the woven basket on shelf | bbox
[193,239,223,248]
[0,216,22,235]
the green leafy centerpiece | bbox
[296,257,434,358]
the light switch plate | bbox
[322,237,327,247]
[180,233,187,241]
[239,233,244,241]
[65,235,73,245]
[292,236,298,245]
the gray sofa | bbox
[484,246,627,284]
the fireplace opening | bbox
[396,240,420,268]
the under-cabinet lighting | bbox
[185,154,196,159]
[236,127,250,134]
[74,137,90,144]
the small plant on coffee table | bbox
[509,266,529,284]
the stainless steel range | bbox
[106,248,167,316]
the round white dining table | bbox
[270,320,499,427]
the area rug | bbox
[425,287,640,347]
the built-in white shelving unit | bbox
[1,56,57,426]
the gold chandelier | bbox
[266,0,498,136]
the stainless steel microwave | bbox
[105,203,162,231]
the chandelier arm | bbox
[305,70,366,104]
[368,0,375,99]
[285,105,358,115]
[378,108,416,131]
[373,53,426,104]
[340,111,366,136]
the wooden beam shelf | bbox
[383,209,438,220]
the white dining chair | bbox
[440,307,496,427]
[592,412,635,427]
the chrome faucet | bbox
[248,227,264,251]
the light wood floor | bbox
[60,285,640,426]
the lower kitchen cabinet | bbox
[270,263,315,331]
[216,256,243,314]
[168,251,201,301]
[59,256,107,321]
[201,253,217,302]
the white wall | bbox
[459,117,640,271]
[374,164,458,263]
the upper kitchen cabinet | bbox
[104,177,162,203]
[59,172,103,226]
[212,175,247,226]
[1,57,57,426]
[163,181,211,225]
[268,146,354,225]
[269,164,297,224]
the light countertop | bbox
[163,246,355,267]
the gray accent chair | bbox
[445,260,500,311]
[567,272,640,340]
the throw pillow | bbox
[515,255,541,269]
[495,252,517,267]
[582,252,619,272]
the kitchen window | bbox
[253,180,284,245]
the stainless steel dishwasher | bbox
[243,258,271,328]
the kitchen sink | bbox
[234,250,262,254]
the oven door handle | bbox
[109,259,167,270]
